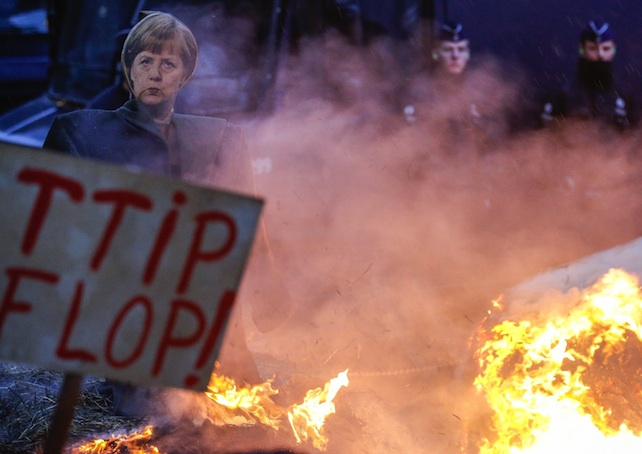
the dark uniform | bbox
[402,22,513,155]
[541,20,634,129]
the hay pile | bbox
[0,362,144,454]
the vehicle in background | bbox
[0,0,144,147]
[0,0,49,112]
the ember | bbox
[474,268,642,453]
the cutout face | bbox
[130,47,187,107]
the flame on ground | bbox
[474,268,642,453]
[72,370,349,453]
[205,373,284,429]
[204,369,350,450]
[72,425,159,453]
[287,369,350,451]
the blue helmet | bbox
[437,21,466,42]
[580,20,614,44]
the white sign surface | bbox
[0,143,262,391]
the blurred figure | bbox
[85,76,130,110]
[540,20,634,129]
[86,29,131,110]
[401,21,515,156]
[403,20,472,124]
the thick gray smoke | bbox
[153,5,642,453]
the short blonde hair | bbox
[121,12,198,89]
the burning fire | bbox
[205,372,284,428]
[73,370,349,453]
[72,425,159,453]
[204,369,349,450]
[474,268,642,453]
[287,369,350,451]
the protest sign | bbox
[0,143,263,391]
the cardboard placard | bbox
[0,143,262,391]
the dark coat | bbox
[541,60,636,129]
[43,99,252,193]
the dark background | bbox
[1,0,642,122]
[441,0,642,94]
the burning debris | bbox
[204,372,283,429]
[287,370,349,451]
[473,268,642,453]
[71,425,159,453]
[201,369,348,451]
[64,369,349,454]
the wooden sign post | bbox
[0,144,263,452]
[43,373,83,454]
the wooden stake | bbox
[43,372,84,454]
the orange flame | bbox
[73,371,348,451]
[205,373,284,429]
[72,425,159,453]
[204,369,349,451]
[287,369,350,451]
[474,268,642,453]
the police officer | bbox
[403,21,471,123]
[431,21,471,76]
[541,20,633,129]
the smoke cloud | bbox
[152,5,642,452]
